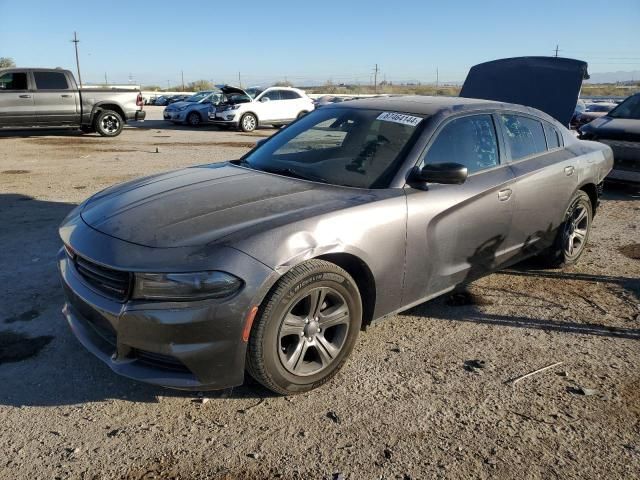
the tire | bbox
[186,111,202,127]
[94,110,124,137]
[246,259,362,395]
[539,190,592,268]
[240,113,257,132]
[272,124,284,129]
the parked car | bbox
[163,90,222,126]
[573,102,617,128]
[313,95,353,108]
[0,67,145,136]
[209,86,315,131]
[167,95,189,104]
[579,93,640,183]
[154,95,170,106]
[58,57,612,395]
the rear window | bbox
[543,122,562,149]
[34,71,69,90]
[500,114,547,160]
[608,95,640,120]
[0,72,28,90]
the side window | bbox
[500,114,547,160]
[424,114,499,174]
[0,72,28,90]
[262,90,282,101]
[543,122,562,149]
[33,72,69,90]
[280,90,301,100]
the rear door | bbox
[0,70,35,126]
[404,113,516,304]
[32,70,79,125]
[498,113,578,260]
[280,89,304,120]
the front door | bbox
[0,71,35,126]
[403,113,516,305]
[32,70,79,125]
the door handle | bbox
[498,188,512,201]
[19,94,31,99]
[61,94,72,98]
[564,166,575,176]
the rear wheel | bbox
[240,113,257,132]
[539,190,592,267]
[94,110,123,137]
[246,260,362,395]
[187,111,202,127]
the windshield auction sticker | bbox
[377,112,423,127]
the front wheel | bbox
[186,111,202,127]
[94,110,123,137]
[246,260,362,395]
[540,190,592,267]
[240,113,257,132]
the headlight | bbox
[221,105,239,111]
[133,271,243,301]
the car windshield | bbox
[186,92,212,103]
[608,95,640,119]
[246,87,263,99]
[240,107,424,189]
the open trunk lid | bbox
[460,56,589,126]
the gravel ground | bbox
[0,107,639,479]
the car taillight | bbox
[136,93,143,108]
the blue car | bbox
[163,90,222,126]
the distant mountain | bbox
[586,71,640,84]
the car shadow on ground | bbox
[0,194,276,407]
[127,119,276,136]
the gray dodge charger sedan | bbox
[58,57,613,395]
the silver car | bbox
[163,90,222,126]
[58,57,613,395]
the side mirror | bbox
[411,162,468,185]
[260,97,270,103]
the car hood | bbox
[80,163,366,248]
[460,56,589,126]
[581,116,640,141]
[166,101,194,110]
[221,85,251,97]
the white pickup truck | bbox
[0,68,145,137]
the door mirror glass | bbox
[412,163,468,185]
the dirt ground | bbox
[0,107,638,479]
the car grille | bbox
[132,349,190,372]
[74,255,132,302]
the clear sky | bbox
[1,0,638,86]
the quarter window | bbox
[543,122,562,149]
[0,72,28,90]
[424,114,499,174]
[33,72,69,90]
[500,114,547,160]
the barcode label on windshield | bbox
[377,112,422,127]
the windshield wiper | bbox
[261,166,329,184]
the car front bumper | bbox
[57,219,277,391]
[163,110,187,122]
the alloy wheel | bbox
[242,114,256,131]
[277,287,350,377]
[101,114,120,134]
[563,202,589,257]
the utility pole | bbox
[71,31,83,88]
[554,44,560,57]
[181,70,185,91]
[238,72,242,87]
[436,68,439,90]
[373,63,379,93]
[167,80,170,91]
[104,72,108,86]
